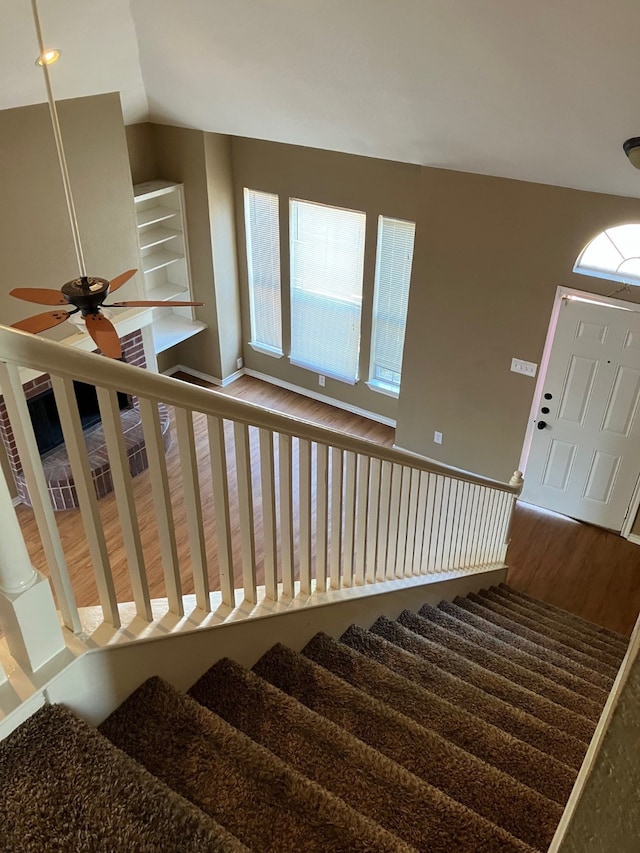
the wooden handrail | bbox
[0,325,522,494]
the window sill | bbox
[249,342,284,359]
[366,380,399,399]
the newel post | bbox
[0,468,66,671]
[504,470,524,546]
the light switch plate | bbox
[511,358,538,377]
[434,431,443,444]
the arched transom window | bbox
[574,223,640,285]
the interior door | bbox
[521,297,640,530]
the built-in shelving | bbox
[133,180,206,357]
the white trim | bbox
[244,368,396,428]
[366,380,400,399]
[249,342,284,359]
[520,285,640,536]
[163,364,244,388]
[626,533,640,546]
[11,497,21,508]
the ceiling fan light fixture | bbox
[623,137,640,170]
[35,48,60,66]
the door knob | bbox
[537,421,547,430]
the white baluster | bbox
[397,466,411,577]
[406,468,420,576]
[207,416,234,607]
[139,397,182,616]
[377,461,392,580]
[330,447,343,590]
[278,433,294,598]
[51,376,120,627]
[96,386,151,621]
[175,408,210,612]
[259,428,278,601]
[298,438,312,595]
[387,463,402,579]
[365,458,381,583]
[233,422,257,605]
[342,451,356,587]
[413,471,429,574]
[0,362,80,632]
[354,455,369,585]
[315,443,329,592]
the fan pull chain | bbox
[31,0,87,279]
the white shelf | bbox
[146,282,189,302]
[152,316,207,353]
[139,226,180,251]
[137,206,178,228]
[142,249,184,274]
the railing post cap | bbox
[510,470,524,487]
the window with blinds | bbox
[368,216,415,395]
[289,199,366,384]
[243,188,283,355]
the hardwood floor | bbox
[13,373,640,636]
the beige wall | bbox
[124,123,158,185]
[230,138,421,422]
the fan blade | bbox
[109,300,204,307]
[12,310,71,334]
[85,313,122,359]
[108,269,137,293]
[10,287,66,306]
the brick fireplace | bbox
[0,330,171,511]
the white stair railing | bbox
[0,325,523,671]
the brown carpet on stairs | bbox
[498,583,629,647]
[302,631,577,803]
[189,657,535,853]
[480,587,626,663]
[437,599,612,696]
[341,623,588,769]
[370,615,597,743]
[464,593,620,677]
[398,608,603,720]
[99,676,413,853]
[0,704,248,853]
[253,642,563,851]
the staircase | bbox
[1,583,627,852]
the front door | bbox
[521,297,640,530]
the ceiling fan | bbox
[10,0,202,360]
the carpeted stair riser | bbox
[485,587,626,662]
[254,643,563,851]
[498,584,629,649]
[341,624,588,769]
[436,600,612,695]
[399,608,602,721]
[302,631,576,803]
[99,677,412,853]
[433,602,610,699]
[466,592,619,677]
[477,589,624,668]
[189,658,536,853]
[0,704,249,853]
[370,616,596,744]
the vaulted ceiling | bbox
[4,0,640,198]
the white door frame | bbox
[519,285,640,541]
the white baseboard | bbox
[244,369,396,428]
[163,364,243,388]
[626,533,640,546]
[12,497,21,508]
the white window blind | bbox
[369,216,415,395]
[244,188,282,355]
[289,199,366,383]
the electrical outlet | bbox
[236,357,244,370]
[319,374,326,387]
[511,358,537,377]
[434,431,443,444]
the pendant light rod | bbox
[31,0,87,278]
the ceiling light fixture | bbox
[623,137,640,170]
[35,48,60,66]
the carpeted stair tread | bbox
[254,643,563,851]
[341,624,587,769]
[493,586,628,655]
[99,676,412,853]
[370,615,596,744]
[302,631,576,803]
[467,592,620,677]
[189,658,535,853]
[399,608,603,721]
[499,583,629,648]
[0,703,249,853]
[477,588,624,669]
[433,601,610,700]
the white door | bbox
[522,297,640,530]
